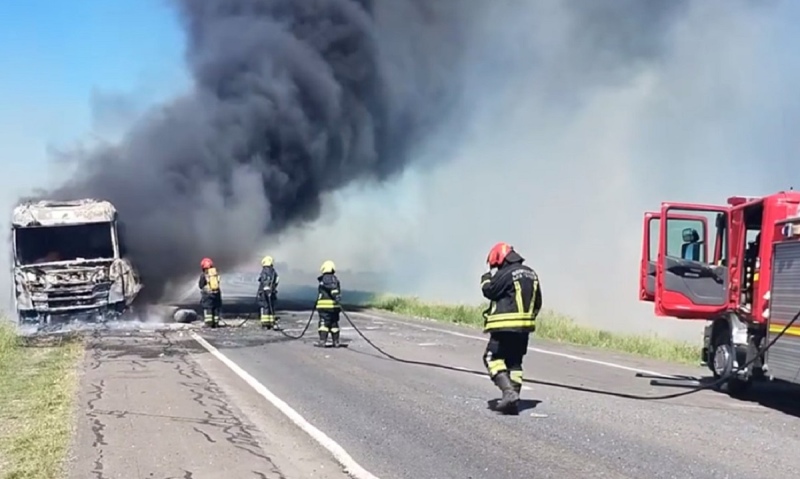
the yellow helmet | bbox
[320,260,336,274]
[261,255,274,267]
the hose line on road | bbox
[337,306,800,402]
[277,305,316,340]
[224,295,315,339]
[218,292,314,332]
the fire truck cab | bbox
[640,190,800,392]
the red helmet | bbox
[486,242,513,268]
[200,257,214,269]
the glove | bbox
[480,272,492,283]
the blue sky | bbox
[0,0,187,196]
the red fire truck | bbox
[640,190,800,393]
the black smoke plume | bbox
[45,0,473,301]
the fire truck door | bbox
[640,211,711,302]
[656,203,730,319]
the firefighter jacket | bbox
[480,251,541,333]
[316,273,341,311]
[258,266,279,295]
[198,267,222,296]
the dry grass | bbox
[0,322,83,479]
[366,296,700,365]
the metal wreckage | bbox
[10,199,143,330]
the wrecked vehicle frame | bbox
[10,199,143,326]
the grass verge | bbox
[365,296,699,365]
[0,322,84,479]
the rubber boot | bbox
[512,382,522,395]
[331,331,340,348]
[316,331,328,347]
[260,308,273,329]
[203,309,214,328]
[492,372,520,414]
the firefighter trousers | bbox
[483,332,530,389]
[201,292,222,327]
[258,291,276,327]
[317,309,340,344]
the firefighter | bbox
[480,242,541,415]
[198,257,222,328]
[257,255,280,329]
[315,260,342,348]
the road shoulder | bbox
[66,329,348,479]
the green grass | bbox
[365,296,700,365]
[0,322,84,479]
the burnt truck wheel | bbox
[173,309,198,324]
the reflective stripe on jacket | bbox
[481,260,541,333]
[316,273,341,310]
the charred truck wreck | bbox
[10,199,143,326]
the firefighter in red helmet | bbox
[480,242,542,414]
[198,257,222,328]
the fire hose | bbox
[230,291,800,401]
[337,306,800,401]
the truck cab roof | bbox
[11,198,117,227]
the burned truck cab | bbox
[10,199,142,326]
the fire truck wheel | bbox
[711,340,753,395]
[711,341,734,379]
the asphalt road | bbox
[67,326,350,479]
[197,306,800,479]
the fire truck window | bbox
[664,217,710,263]
[648,217,660,260]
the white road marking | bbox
[190,332,380,479]
[417,342,439,347]
[352,312,690,379]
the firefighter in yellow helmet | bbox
[315,260,342,347]
[198,257,223,328]
[257,255,280,329]
[480,242,541,415]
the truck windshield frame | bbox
[13,222,117,266]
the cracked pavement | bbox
[66,328,348,479]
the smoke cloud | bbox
[269,0,800,341]
[44,0,481,300]
[33,0,800,341]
